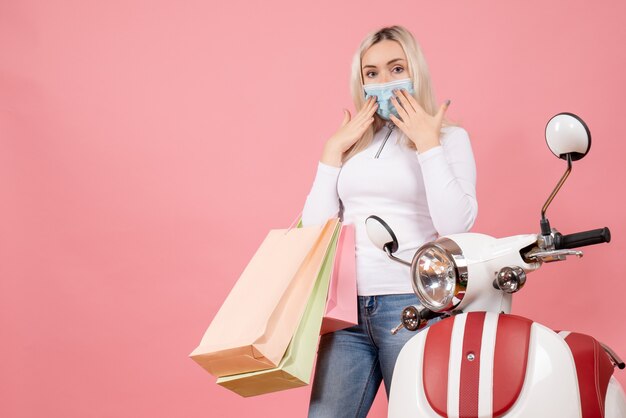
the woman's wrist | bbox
[321,140,343,167]
[417,141,440,154]
[413,133,440,154]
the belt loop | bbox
[364,296,377,311]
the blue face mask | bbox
[363,78,415,121]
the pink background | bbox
[2,1,625,417]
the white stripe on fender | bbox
[478,312,499,417]
[447,313,467,418]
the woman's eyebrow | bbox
[362,58,405,70]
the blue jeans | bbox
[308,293,435,418]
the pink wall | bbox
[1,1,625,417]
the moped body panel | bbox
[389,312,624,417]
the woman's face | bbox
[361,39,410,85]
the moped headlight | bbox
[410,238,467,312]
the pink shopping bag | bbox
[189,218,340,377]
[320,224,357,335]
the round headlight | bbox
[410,238,467,312]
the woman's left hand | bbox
[388,89,450,153]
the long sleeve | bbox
[301,161,342,227]
[417,127,478,236]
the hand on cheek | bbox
[389,89,450,154]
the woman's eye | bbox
[392,66,404,73]
[366,71,377,78]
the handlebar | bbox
[554,227,611,250]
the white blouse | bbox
[301,125,478,296]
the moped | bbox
[366,113,626,417]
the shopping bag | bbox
[189,217,340,377]
[216,222,340,396]
[320,224,357,335]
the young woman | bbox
[301,25,478,417]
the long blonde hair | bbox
[344,25,445,162]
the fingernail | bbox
[445,99,451,106]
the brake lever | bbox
[526,248,583,263]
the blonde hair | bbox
[344,25,447,162]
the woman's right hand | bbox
[321,96,378,167]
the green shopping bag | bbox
[216,222,340,397]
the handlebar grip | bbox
[555,227,611,249]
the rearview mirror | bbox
[365,215,399,253]
[545,112,591,161]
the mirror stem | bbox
[384,246,412,267]
[541,153,573,224]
